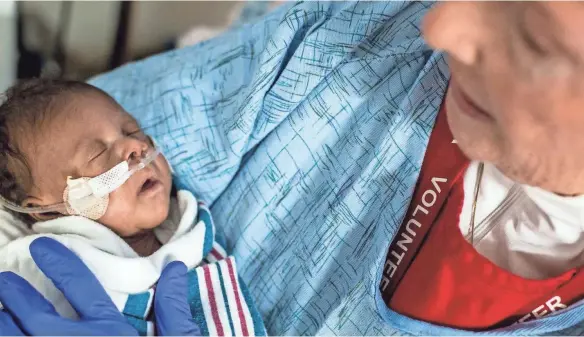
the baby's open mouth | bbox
[139,178,161,195]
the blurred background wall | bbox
[0,0,16,92]
[8,1,277,83]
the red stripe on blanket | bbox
[210,248,223,260]
[227,258,249,336]
[203,266,225,336]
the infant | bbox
[0,79,265,336]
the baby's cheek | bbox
[99,190,140,237]
[135,195,170,229]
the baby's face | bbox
[25,92,172,236]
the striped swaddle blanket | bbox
[123,207,266,336]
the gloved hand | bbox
[0,237,138,336]
[154,261,201,336]
[0,237,200,336]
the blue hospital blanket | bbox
[90,1,584,335]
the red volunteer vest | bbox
[380,104,584,330]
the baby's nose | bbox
[122,138,149,161]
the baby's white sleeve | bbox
[0,209,33,248]
[0,235,78,319]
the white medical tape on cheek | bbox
[63,161,129,220]
[88,161,130,197]
[63,148,161,220]
[63,177,109,220]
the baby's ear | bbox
[28,212,61,222]
[22,197,65,222]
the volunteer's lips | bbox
[450,82,493,121]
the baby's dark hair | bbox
[0,78,113,223]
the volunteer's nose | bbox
[422,3,482,66]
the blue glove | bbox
[0,237,138,336]
[0,237,200,336]
[154,261,201,336]
[0,310,24,336]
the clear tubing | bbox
[0,195,66,214]
[0,149,160,214]
[86,148,160,197]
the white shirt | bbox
[459,162,584,280]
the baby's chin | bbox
[134,205,171,231]
[100,204,170,237]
